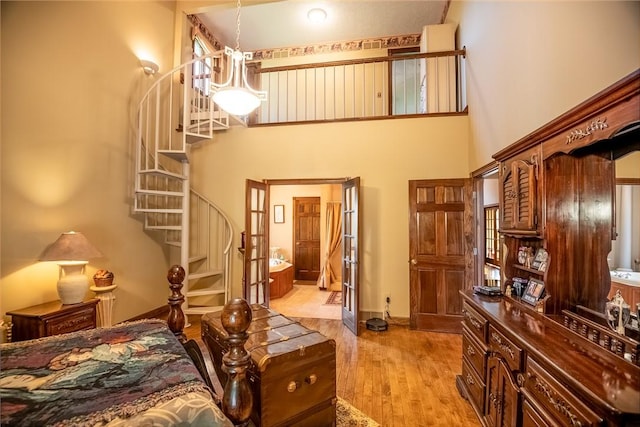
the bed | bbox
[0,265,253,427]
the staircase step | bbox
[139,169,185,180]
[166,240,181,247]
[184,306,224,315]
[189,269,224,280]
[145,225,182,230]
[189,254,207,263]
[135,189,184,197]
[136,208,182,214]
[158,150,188,162]
[186,289,226,297]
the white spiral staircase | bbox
[133,53,237,315]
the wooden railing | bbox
[252,49,466,125]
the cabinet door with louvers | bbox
[499,146,540,235]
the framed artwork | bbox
[531,248,549,270]
[274,205,285,224]
[522,278,545,306]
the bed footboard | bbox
[165,265,253,426]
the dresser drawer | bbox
[489,325,523,372]
[523,358,602,427]
[462,302,488,343]
[45,308,96,336]
[462,325,488,379]
[462,358,485,414]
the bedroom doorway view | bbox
[267,181,342,320]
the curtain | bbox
[317,202,342,290]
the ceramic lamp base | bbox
[57,263,89,304]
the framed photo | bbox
[531,248,548,270]
[522,278,545,306]
[274,205,285,224]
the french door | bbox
[243,179,269,306]
[342,177,360,335]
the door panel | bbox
[244,180,269,306]
[409,179,472,333]
[342,177,360,335]
[293,197,321,281]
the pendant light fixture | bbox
[211,0,267,116]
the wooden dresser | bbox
[7,299,98,341]
[457,291,640,426]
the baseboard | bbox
[126,306,169,322]
[359,311,409,327]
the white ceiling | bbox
[195,1,448,52]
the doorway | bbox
[266,180,342,321]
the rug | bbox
[325,291,342,305]
[337,397,380,426]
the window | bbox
[485,205,500,266]
[192,36,213,96]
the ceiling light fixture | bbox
[307,7,327,23]
[211,0,267,116]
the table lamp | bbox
[40,231,103,304]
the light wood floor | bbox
[184,314,480,427]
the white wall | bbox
[447,1,640,171]
[1,1,176,322]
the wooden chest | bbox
[202,305,337,427]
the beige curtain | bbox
[317,202,342,290]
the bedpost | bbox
[221,298,253,426]
[166,265,187,343]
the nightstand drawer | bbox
[46,308,96,335]
[8,299,98,341]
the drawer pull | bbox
[464,311,483,330]
[305,374,317,385]
[467,345,476,356]
[466,374,475,386]
[287,381,299,393]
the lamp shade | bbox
[40,231,103,305]
[40,231,103,262]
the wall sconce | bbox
[40,231,103,305]
[140,59,159,75]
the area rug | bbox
[325,291,342,305]
[337,397,380,426]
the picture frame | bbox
[274,205,285,224]
[522,278,545,306]
[531,248,548,270]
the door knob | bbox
[411,259,417,265]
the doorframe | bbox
[471,162,500,288]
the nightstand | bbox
[7,299,98,341]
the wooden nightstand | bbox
[7,299,98,341]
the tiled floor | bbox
[269,281,342,320]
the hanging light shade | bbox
[211,1,267,116]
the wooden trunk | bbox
[202,305,337,427]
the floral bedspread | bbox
[0,320,232,427]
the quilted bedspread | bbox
[0,320,232,427]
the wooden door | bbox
[342,177,360,335]
[244,179,269,306]
[293,197,321,281]
[409,179,472,333]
